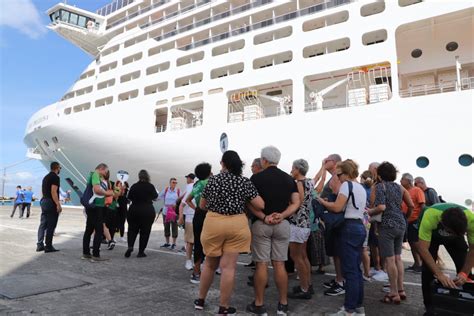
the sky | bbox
[0,0,111,197]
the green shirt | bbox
[88,171,105,207]
[418,203,474,244]
[191,179,208,208]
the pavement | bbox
[0,205,457,315]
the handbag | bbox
[322,181,357,230]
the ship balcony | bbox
[47,4,109,56]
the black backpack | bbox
[80,181,96,209]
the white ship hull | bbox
[24,0,473,206]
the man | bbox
[159,178,181,250]
[416,204,474,316]
[246,146,300,316]
[401,173,425,273]
[36,162,62,252]
[21,187,34,218]
[246,158,264,268]
[319,154,346,296]
[178,173,196,270]
[82,163,114,262]
[414,177,440,207]
[10,185,24,218]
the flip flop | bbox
[398,290,407,300]
[381,294,401,305]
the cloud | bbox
[0,0,47,39]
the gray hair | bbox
[402,173,414,183]
[261,146,281,165]
[369,162,380,170]
[293,159,309,176]
[414,176,425,184]
[252,158,262,169]
[328,154,342,163]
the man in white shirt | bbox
[179,173,196,270]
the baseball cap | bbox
[185,173,196,180]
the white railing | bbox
[400,81,460,98]
[461,77,474,90]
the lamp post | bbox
[1,158,33,205]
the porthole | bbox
[416,156,429,168]
[52,136,59,144]
[465,199,472,206]
[411,49,422,58]
[458,154,473,167]
[44,140,49,147]
[446,41,458,52]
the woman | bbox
[193,151,264,315]
[360,170,373,281]
[318,159,367,316]
[288,159,314,299]
[125,170,158,258]
[186,162,212,284]
[367,162,413,304]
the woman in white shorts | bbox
[288,159,314,299]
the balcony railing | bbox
[175,0,352,51]
[400,78,474,98]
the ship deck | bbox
[0,206,456,315]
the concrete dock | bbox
[0,205,455,315]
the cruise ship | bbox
[24,0,473,206]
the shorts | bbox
[289,225,311,244]
[407,222,419,243]
[251,219,290,262]
[184,222,194,243]
[201,211,250,257]
[379,226,405,258]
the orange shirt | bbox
[402,186,426,223]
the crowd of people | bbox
[34,146,473,316]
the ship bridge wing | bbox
[46,3,114,56]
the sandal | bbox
[398,290,407,300]
[381,294,401,305]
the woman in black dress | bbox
[125,170,158,258]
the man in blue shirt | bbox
[21,187,34,218]
[10,186,24,218]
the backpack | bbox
[80,181,96,209]
[321,181,358,231]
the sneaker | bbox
[170,244,176,250]
[190,273,200,284]
[124,248,133,258]
[36,243,45,252]
[363,275,372,282]
[288,289,312,300]
[107,240,116,250]
[372,270,389,282]
[246,302,267,316]
[413,265,422,274]
[160,243,171,248]
[101,239,108,245]
[81,254,92,260]
[245,261,256,267]
[382,284,390,293]
[216,267,222,275]
[324,283,345,296]
[44,247,60,253]
[327,308,354,316]
[405,265,416,272]
[185,259,193,270]
[194,298,204,310]
[323,279,337,289]
[292,284,314,295]
[355,306,366,316]
[137,252,147,258]
[90,256,109,262]
[277,302,288,316]
[217,306,236,315]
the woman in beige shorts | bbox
[193,150,264,315]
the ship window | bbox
[303,11,349,32]
[52,137,59,144]
[361,1,385,17]
[303,38,350,58]
[69,13,78,25]
[61,10,70,22]
[211,63,244,79]
[78,16,87,28]
[399,0,422,7]
[254,26,292,45]
[170,101,204,131]
[64,108,72,115]
[446,41,458,52]
[362,29,387,46]
[146,61,170,75]
[118,90,139,102]
[99,61,117,73]
[44,140,50,147]
[120,71,141,83]
[177,51,204,67]
[96,96,113,107]
[411,48,422,58]
[175,73,203,88]
[253,51,292,69]
[122,52,143,65]
[416,156,429,168]
[144,82,168,95]
[212,39,245,56]
[459,154,473,167]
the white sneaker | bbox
[355,307,365,316]
[185,259,193,271]
[372,270,388,282]
[216,267,222,275]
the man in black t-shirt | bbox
[246,146,300,316]
[36,161,62,252]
